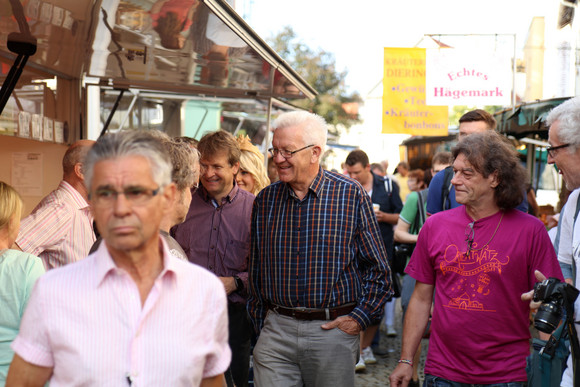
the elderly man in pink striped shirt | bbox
[14,139,96,269]
[7,131,230,387]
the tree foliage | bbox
[268,27,362,135]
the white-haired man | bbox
[248,111,391,387]
[7,131,230,386]
[539,97,580,386]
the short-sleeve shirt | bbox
[16,181,95,269]
[11,239,231,386]
[558,188,580,387]
[406,207,563,383]
[0,250,44,384]
[399,190,427,235]
[371,173,403,258]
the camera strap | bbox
[573,193,580,285]
[540,324,567,358]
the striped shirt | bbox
[248,167,391,332]
[11,238,231,386]
[16,181,95,270]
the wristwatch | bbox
[234,275,244,292]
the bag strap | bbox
[441,166,454,211]
[410,189,428,235]
[384,176,393,195]
[539,322,568,386]
[573,193,580,284]
[417,189,428,225]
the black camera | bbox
[394,243,414,260]
[533,278,579,333]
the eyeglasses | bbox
[463,213,504,258]
[90,186,162,207]
[465,222,475,257]
[268,144,314,159]
[546,143,570,158]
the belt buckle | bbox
[271,304,282,315]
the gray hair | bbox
[147,130,197,191]
[84,131,172,191]
[166,140,198,191]
[272,111,328,152]
[546,97,580,149]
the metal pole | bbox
[512,33,517,112]
[263,65,276,169]
[99,89,125,138]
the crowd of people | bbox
[1,101,579,386]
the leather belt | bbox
[268,302,356,321]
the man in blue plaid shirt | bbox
[248,111,391,387]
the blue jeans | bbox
[424,374,527,387]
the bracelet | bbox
[398,359,413,366]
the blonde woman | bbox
[0,182,44,385]
[236,135,270,195]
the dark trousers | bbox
[225,302,252,387]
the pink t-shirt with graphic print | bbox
[406,206,563,384]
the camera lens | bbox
[534,301,562,333]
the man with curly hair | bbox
[391,131,562,386]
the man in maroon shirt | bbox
[172,130,254,387]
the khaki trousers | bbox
[253,310,359,387]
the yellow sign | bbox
[383,48,448,135]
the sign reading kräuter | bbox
[426,49,511,106]
[383,48,448,136]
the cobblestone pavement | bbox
[355,299,429,387]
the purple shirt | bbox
[406,207,563,383]
[172,184,254,304]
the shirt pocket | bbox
[224,239,249,271]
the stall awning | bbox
[0,0,316,101]
[494,97,570,139]
[90,0,316,100]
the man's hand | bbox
[375,210,399,225]
[375,209,385,222]
[389,363,413,387]
[320,315,361,336]
[219,276,237,295]
[521,270,547,309]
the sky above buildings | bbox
[247,0,558,96]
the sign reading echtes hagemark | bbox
[426,49,511,106]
